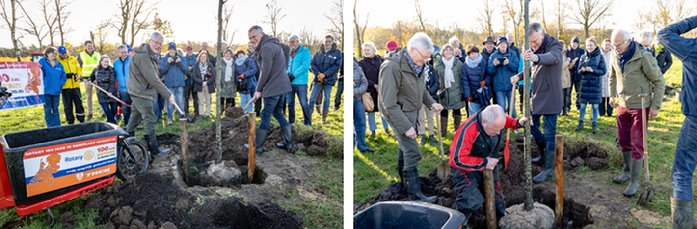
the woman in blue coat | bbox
[234,50,258,113]
[461,45,488,114]
[39,47,67,127]
[575,37,606,134]
[487,36,519,115]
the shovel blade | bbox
[437,163,449,180]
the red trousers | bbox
[616,106,649,160]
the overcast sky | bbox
[0,0,337,48]
[355,0,695,33]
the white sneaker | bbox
[167,119,172,125]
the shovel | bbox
[435,110,449,180]
[243,97,258,111]
[503,85,516,171]
[86,81,131,108]
[637,91,654,205]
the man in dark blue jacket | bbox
[310,34,343,124]
[487,36,519,116]
[160,42,187,125]
[566,36,586,111]
[183,45,199,117]
[658,15,697,229]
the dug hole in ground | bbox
[356,137,671,228]
[71,107,341,229]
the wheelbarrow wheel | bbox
[116,138,150,181]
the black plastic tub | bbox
[0,122,126,205]
[354,201,466,229]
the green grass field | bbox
[0,80,345,228]
[353,57,696,219]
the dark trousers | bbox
[572,80,582,110]
[562,87,572,113]
[673,116,697,201]
[220,97,235,110]
[334,78,344,110]
[453,167,505,220]
[119,92,132,126]
[259,95,290,130]
[531,114,558,156]
[184,84,199,115]
[255,97,263,114]
[61,88,85,124]
[153,94,165,121]
[127,96,157,136]
[43,94,61,127]
[599,97,613,116]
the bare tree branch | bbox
[353,0,369,57]
[414,0,426,32]
[17,0,46,49]
[129,0,156,47]
[478,0,494,37]
[571,0,614,39]
[40,0,57,46]
[1,0,21,57]
[324,0,343,48]
[54,0,71,45]
[264,0,286,37]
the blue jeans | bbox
[287,84,311,126]
[495,90,516,118]
[367,112,390,132]
[672,116,697,201]
[167,86,184,121]
[309,83,333,114]
[153,94,165,120]
[259,95,290,130]
[531,114,558,155]
[119,92,132,126]
[468,102,483,115]
[43,94,61,127]
[100,102,118,124]
[579,103,599,123]
[354,99,368,151]
[240,93,253,113]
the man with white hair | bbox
[506,32,520,57]
[126,31,177,156]
[510,22,563,183]
[608,28,664,197]
[450,105,528,225]
[287,34,312,126]
[379,32,444,203]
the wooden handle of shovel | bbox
[483,168,496,229]
[179,119,189,184]
[248,112,256,183]
[555,135,565,227]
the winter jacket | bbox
[487,50,519,92]
[288,45,311,85]
[425,63,440,101]
[481,48,496,76]
[449,111,519,172]
[57,54,82,90]
[561,54,572,89]
[601,49,614,97]
[435,56,466,110]
[218,58,238,98]
[358,55,384,111]
[114,57,131,93]
[311,45,343,86]
[658,14,697,119]
[566,47,586,82]
[608,42,665,110]
[160,53,188,88]
[509,43,521,59]
[183,53,197,86]
[461,56,487,100]
[127,44,172,100]
[378,49,437,134]
[527,33,564,115]
[655,48,673,74]
[235,56,258,94]
[39,58,67,96]
[577,48,607,104]
[90,66,118,103]
[255,34,292,98]
[354,58,368,99]
[192,62,216,93]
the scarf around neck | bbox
[223,57,233,82]
[199,62,208,79]
[442,56,455,88]
[235,55,248,66]
[618,41,636,71]
[465,54,483,68]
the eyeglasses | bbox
[612,39,629,49]
[414,48,432,62]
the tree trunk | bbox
[215,0,224,162]
[522,0,533,212]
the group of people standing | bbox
[355,18,685,226]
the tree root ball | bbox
[499,202,555,229]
